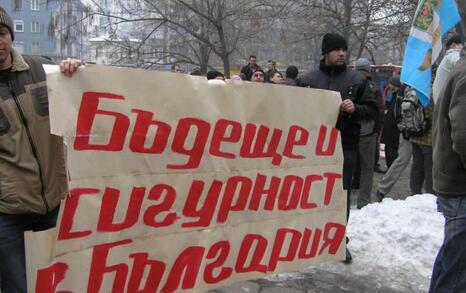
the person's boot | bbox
[343,247,353,264]
[375,190,385,202]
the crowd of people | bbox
[0,3,465,292]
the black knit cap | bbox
[0,6,14,41]
[321,33,347,55]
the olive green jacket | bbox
[0,48,67,214]
[433,47,466,197]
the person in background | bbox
[171,63,182,73]
[298,33,378,263]
[380,77,404,169]
[265,60,278,82]
[280,65,299,86]
[0,6,80,292]
[190,68,202,76]
[206,70,225,80]
[250,69,265,83]
[353,58,382,208]
[409,67,435,196]
[429,44,466,293]
[432,34,464,103]
[240,55,261,81]
[269,71,283,84]
[376,78,412,201]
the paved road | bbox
[212,160,415,293]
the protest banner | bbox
[25,66,346,293]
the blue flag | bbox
[400,0,461,106]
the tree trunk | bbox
[343,0,353,61]
[199,44,210,74]
[356,0,372,59]
[222,54,230,78]
[217,26,231,77]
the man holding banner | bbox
[298,33,378,263]
[0,6,79,292]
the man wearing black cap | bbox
[298,33,378,263]
[0,6,80,292]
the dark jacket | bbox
[433,48,466,197]
[240,64,262,81]
[279,77,297,86]
[381,88,403,147]
[372,80,385,133]
[297,60,378,149]
[360,79,383,136]
[0,48,68,214]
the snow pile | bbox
[269,194,445,292]
[347,194,444,280]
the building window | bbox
[14,20,24,32]
[13,0,23,11]
[31,42,40,54]
[31,0,39,11]
[31,21,40,33]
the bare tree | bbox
[279,0,416,65]
[82,0,292,76]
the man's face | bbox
[325,48,347,66]
[0,26,12,70]
[172,65,182,73]
[251,71,264,82]
[249,57,257,66]
[268,62,274,70]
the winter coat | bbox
[0,48,68,214]
[360,79,383,137]
[278,77,297,86]
[433,47,466,197]
[433,48,461,103]
[297,60,378,150]
[381,89,403,147]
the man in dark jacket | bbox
[352,58,382,208]
[240,55,262,81]
[429,46,466,293]
[298,33,378,263]
[0,7,80,292]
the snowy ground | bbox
[215,194,444,293]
